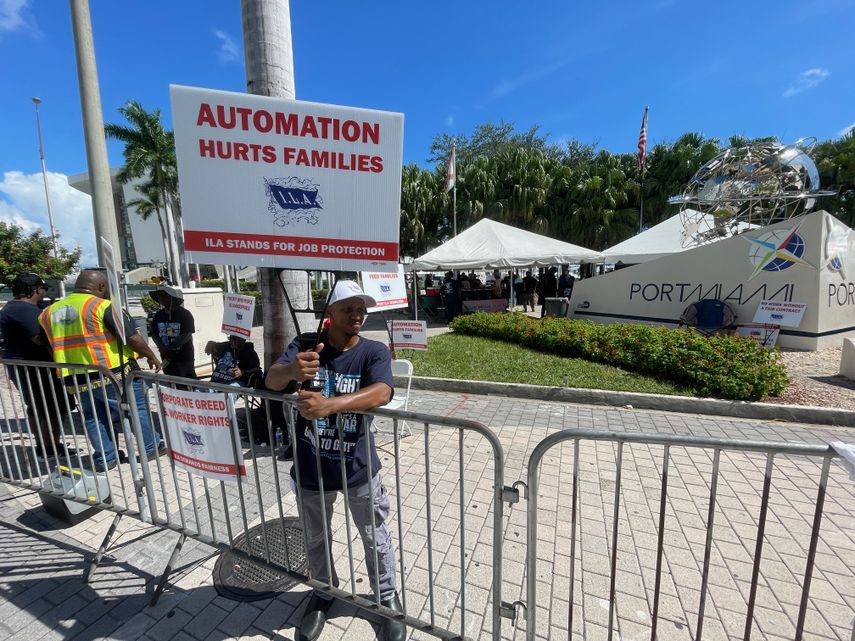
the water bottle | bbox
[275,429,283,450]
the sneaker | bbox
[83,458,118,473]
[36,443,80,461]
[141,442,167,460]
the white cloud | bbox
[0,170,97,267]
[838,121,855,138]
[213,29,240,63]
[0,0,35,37]
[492,59,569,98]
[783,68,830,97]
[444,115,454,127]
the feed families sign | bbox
[362,265,408,312]
[170,85,403,271]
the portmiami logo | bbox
[265,177,323,227]
[744,222,816,280]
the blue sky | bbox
[1,0,854,264]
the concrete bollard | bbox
[841,337,855,380]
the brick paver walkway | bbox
[2,387,854,641]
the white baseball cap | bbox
[325,280,376,309]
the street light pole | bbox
[32,97,65,297]
[69,0,121,268]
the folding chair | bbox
[380,358,413,438]
[678,299,737,337]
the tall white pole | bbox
[224,264,233,293]
[32,97,65,296]
[69,0,121,267]
[452,141,457,236]
[242,0,302,369]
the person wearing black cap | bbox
[265,280,404,641]
[0,273,74,460]
[150,285,197,379]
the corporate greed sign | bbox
[170,85,403,271]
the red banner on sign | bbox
[185,230,398,261]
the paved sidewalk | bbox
[2,389,854,641]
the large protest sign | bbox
[170,85,403,271]
[222,293,255,338]
[362,264,408,312]
[100,237,125,344]
[159,387,245,482]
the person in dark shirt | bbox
[441,271,459,323]
[558,265,576,300]
[150,286,196,379]
[205,334,261,387]
[540,266,559,317]
[522,270,538,312]
[265,280,404,641]
[0,273,74,459]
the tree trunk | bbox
[242,0,309,369]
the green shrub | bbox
[449,313,789,401]
[199,279,258,292]
[140,296,159,315]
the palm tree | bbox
[105,101,186,285]
[400,165,448,256]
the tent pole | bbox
[411,265,419,322]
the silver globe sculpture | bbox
[668,138,836,247]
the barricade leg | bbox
[85,513,123,582]
[150,532,187,606]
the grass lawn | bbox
[404,333,694,396]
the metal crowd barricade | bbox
[523,429,840,641]
[6,357,845,641]
[0,358,150,519]
[107,370,507,641]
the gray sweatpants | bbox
[298,473,397,601]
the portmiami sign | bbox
[571,210,855,350]
[170,85,403,271]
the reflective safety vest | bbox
[39,292,134,378]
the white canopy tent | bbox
[603,211,755,265]
[411,218,603,270]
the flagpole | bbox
[452,141,457,237]
[638,106,649,233]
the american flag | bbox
[445,144,456,192]
[637,106,649,172]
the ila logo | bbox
[182,427,205,456]
[265,177,324,227]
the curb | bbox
[403,376,855,428]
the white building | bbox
[68,169,166,270]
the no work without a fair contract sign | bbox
[170,85,403,271]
